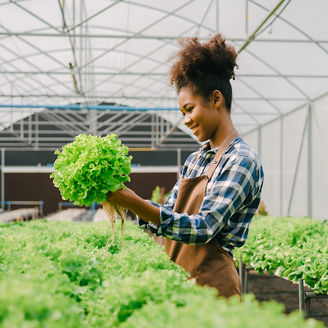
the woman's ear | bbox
[212,90,225,108]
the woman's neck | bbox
[209,114,236,149]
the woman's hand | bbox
[106,188,136,209]
[106,188,161,226]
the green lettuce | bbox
[51,134,132,206]
[234,216,328,294]
[0,220,324,328]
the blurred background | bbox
[0,0,327,220]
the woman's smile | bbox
[190,124,199,135]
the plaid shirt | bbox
[139,136,264,254]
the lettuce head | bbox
[51,134,132,206]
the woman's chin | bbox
[196,136,206,143]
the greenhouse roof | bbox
[0,0,327,149]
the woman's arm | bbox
[107,188,161,226]
[107,152,195,227]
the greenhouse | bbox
[0,1,328,327]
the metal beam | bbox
[287,109,309,216]
[87,3,198,94]
[249,0,328,56]
[242,99,310,136]
[155,117,183,149]
[307,103,312,218]
[0,144,199,151]
[0,104,179,111]
[67,0,123,33]
[0,129,190,136]
[8,0,63,35]
[0,94,306,101]
[1,32,328,43]
[82,0,197,70]
[1,70,328,79]
[0,43,60,96]
[280,116,284,217]
[239,48,311,102]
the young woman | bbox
[107,34,264,299]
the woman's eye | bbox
[180,107,193,116]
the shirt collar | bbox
[200,142,218,155]
[199,136,241,155]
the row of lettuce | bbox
[233,216,328,294]
[0,219,324,327]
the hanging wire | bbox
[58,0,85,97]
[238,0,288,54]
[255,0,292,38]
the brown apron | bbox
[165,129,241,299]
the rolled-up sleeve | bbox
[157,156,259,245]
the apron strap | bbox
[205,128,239,179]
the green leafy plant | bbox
[151,186,171,205]
[0,220,324,328]
[51,133,132,246]
[256,201,268,216]
[51,134,131,207]
[234,216,328,294]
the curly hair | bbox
[169,34,238,111]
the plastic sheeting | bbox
[244,95,328,220]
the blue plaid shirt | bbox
[139,136,264,254]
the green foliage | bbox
[0,279,84,328]
[0,220,324,328]
[257,201,268,215]
[121,294,321,328]
[150,186,171,205]
[234,216,328,294]
[51,134,132,206]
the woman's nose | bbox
[184,114,192,126]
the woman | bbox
[107,34,264,299]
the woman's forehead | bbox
[178,86,200,106]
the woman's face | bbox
[178,86,222,145]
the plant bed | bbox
[0,219,324,327]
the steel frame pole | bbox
[177,148,181,178]
[287,110,309,216]
[299,279,305,316]
[1,148,4,210]
[239,259,245,294]
[280,116,284,217]
[308,103,312,218]
[257,126,262,158]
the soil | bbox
[245,269,328,327]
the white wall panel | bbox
[259,120,281,216]
[312,95,328,220]
[242,129,258,156]
[282,107,308,217]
